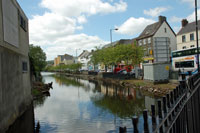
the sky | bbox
[17,0,200,61]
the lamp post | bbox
[75,48,81,63]
[195,0,200,72]
[110,28,118,44]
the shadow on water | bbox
[6,104,35,133]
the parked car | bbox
[117,69,127,75]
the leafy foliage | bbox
[45,63,82,71]
[29,44,47,72]
[90,44,144,67]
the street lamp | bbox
[110,28,118,44]
[75,48,81,63]
[195,0,200,72]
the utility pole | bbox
[195,0,200,72]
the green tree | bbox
[29,44,47,72]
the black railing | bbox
[119,72,200,133]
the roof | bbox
[78,50,90,59]
[60,54,73,61]
[137,22,162,40]
[177,20,200,35]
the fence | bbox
[119,72,200,133]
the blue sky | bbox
[17,0,200,60]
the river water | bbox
[7,72,158,133]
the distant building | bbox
[0,0,32,132]
[78,50,90,70]
[177,19,200,50]
[54,54,74,66]
[137,16,176,63]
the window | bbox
[20,15,27,31]
[22,62,28,72]
[182,35,186,42]
[143,39,146,44]
[164,28,167,33]
[190,33,194,41]
[191,45,195,48]
[138,40,142,46]
[148,38,151,44]
[175,61,194,68]
[183,46,186,49]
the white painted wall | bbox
[78,57,90,70]
[2,0,19,47]
[177,31,200,50]
[154,22,177,51]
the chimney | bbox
[159,16,166,23]
[181,19,188,27]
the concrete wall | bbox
[0,0,32,132]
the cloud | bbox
[116,17,155,36]
[173,26,181,33]
[144,7,169,17]
[29,0,127,60]
[40,0,127,17]
[169,16,182,23]
[186,9,200,22]
[40,34,108,60]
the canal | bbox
[7,72,158,133]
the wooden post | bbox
[163,97,167,114]
[119,127,127,133]
[167,93,170,108]
[158,100,162,119]
[132,116,139,133]
[143,109,149,133]
[151,105,156,124]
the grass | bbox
[32,89,41,96]
[125,79,178,90]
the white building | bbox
[78,50,90,70]
[137,16,176,63]
[177,19,200,50]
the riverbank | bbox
[58,72,178,97]
[32,82,53,100]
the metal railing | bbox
[119,72,200,133]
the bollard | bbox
[143,109,149,133]
[167,93,170,108]
[119,126,127,133]
[158,100,162,119]
[174,87,177,101]
[151,105,156,124]
[132,116,139,133]
[170,91,174,105]
[162,97,167,114]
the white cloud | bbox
[40,0,127,17]
[169,16,182,23]
[116,17,155,36]
[144,7,169,17]
[40,34,108,60]
[77,15,87,24]
[29,0,127,60]
[186,9,200,22]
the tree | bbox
[29,44,47,72]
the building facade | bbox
[177,19,200,50]
[0,0,32,132]
[137,16,176,63]
[78,50,90,70]
[54,54,74,66]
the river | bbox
[7,72,158,133]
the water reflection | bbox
[6,104,35,133]
[32,73,156,132]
